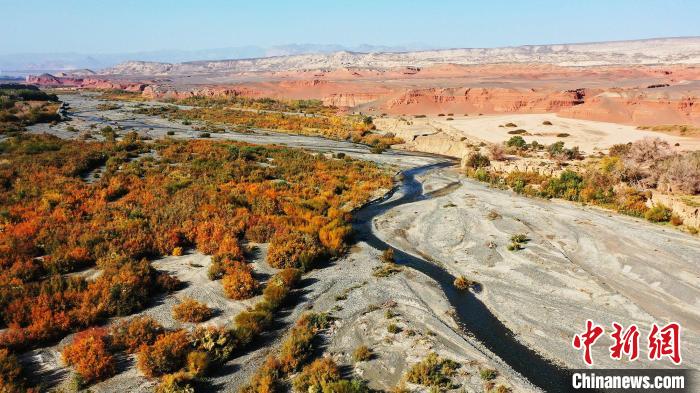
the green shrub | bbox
[405,352,460,388]
[506,136,526,148]
[480,368,498,381]
[387,324,401,334]
[191,326,237,364]
[645,203,672,222]
[464,152,490,169]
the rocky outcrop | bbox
[558,92,700,125]
[384,87,588,114]
[26,74,147,91]
[323,93,382,108]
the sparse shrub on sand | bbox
[387,323,402,334]
[506,136,527,149]
[670,215,684,226]
[373,263,402,277]
[166,130,176,136]
[609,143,632,157]
[464,152,491,169]
[480,368,498,381]
[508,233,529,251]
[155,371,195,393]
[556,133,570,138]
[453,275,477,290]
[405,352,460,389]
[199,132,210,138]
[486,210,501,220]
[510,234,528,243]
[542,120,553,125]
[382,247,395,263]
[504,122,517,127]
[353,345,373,362]
[507,129,527,135]
[172,298,213,323]
[488,143,506,161]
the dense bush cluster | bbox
[241,312,332,392]
[0,348,24,392]
[174,96,335,116]
[0,134,390,387]
[0,84,60,134]
[59,266,304,389]
[467,138,699,228]
[133,101,402,147]
[62,328,116,384]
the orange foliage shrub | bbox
[222,263,259,300]
[62,328,115,384]
[267,231,324,270]
[0,348,23,391]
[110,316,164,353]
[292,357,341,392]
[172,298,213,323]
[137,330,191,378]
[239,355,283,393]
[234,310,273,336]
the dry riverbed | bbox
[374,166,700,371]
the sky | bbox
[2,0,700,55]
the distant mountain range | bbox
[0,44,434,75]
[99,37,700,76]
[6,37,700,77]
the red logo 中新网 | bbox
[572,321,681,366]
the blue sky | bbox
[2,0,699,54]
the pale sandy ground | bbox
[376,113,700,156]
[374,166,700,371]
